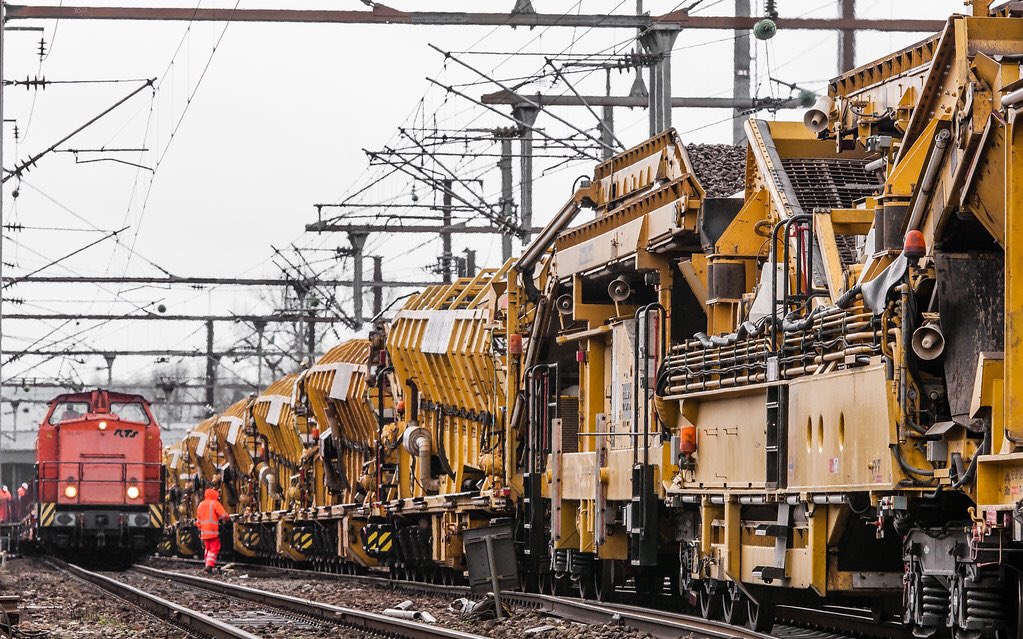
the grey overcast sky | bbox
[0,0,962,424]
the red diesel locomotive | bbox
[30,390,164,557]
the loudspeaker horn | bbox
[803,95,834,134]
[608,277,631,302]
[556,294,574,315]
[911,321,945,361]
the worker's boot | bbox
[203,565,213,575]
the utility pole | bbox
[348,232,368,327]
[498,138,514,262]
[254,320,266,389]
[204,320,218,407]
[838,0,856,73]
[733,0,751,144]
[640,26,681,135]
[306,320,315,361]
[0,2,7,474]
[372,256,383,317]
[602,70,616,160]
[103,354,116,387]
[441,179,454,284]
[513,106,539,243]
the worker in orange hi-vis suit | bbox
[196,488,229,574]
[0,486,11,523]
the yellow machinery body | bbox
[163,7,1023,636]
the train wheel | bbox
[538,573,552,595]
[578,572,597,600]
[721,583,747,626]
[594,561,615,602]
[698,586,723,621]
[746,599,775,633]
[1013,572,1023,639]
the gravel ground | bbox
[143,559,658,639]
[685,143,746,197]
[0,558,187,639]
[108,570,359,639]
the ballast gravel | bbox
[106,570,365,638]
[685,143,747,198]
[0,558,187,639]
[143,558,660,639]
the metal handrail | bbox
[36,460,163,503]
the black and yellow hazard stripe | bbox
[290,528,314,552]
[149,504,164,528]
[39,503,56,527]
[377,530,392,554]
[240,527,259,549]
[366,528,379,550]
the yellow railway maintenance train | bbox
[164,6,1023,637]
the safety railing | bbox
[36,461,163,504]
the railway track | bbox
[132,565,493,639]
[147,557,897,639]
[44,558,260,639]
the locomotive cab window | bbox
[110,402,150,425]
[48,402,89,424]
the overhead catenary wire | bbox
[3,79,154,183]
[127,0,243,276]
[1,0,896,391]
[3,227,128,290]
[428,44,617,156]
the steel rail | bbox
[503,591,772,639]
[143,559,765,639]
[147,558,901,639]
[134,565,490,639]
[45,559,259,639]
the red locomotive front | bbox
[33,389,164,558]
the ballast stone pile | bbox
[685,143,746,198]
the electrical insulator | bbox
[754,18,777,40]
[755,0,778,39]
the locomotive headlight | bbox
[64,484,78,499]
[98,421,108,430]
[126,484,141,500]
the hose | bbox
[519,264,542,302]
[951,429,990,489]
[435,410,456,480]
[890,443,936,485]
